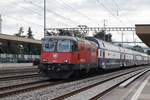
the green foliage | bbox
[118,44,122,47]
[132,45,144,53]
[73,30,83,37]
[27,27,34,39]
[94,30,112,42]
[13,26,40,55]
[14,27,25,37]
[147,50,150,55]
[57,29,83,37]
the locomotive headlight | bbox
[43,59,47,62]
[64,60,68,63]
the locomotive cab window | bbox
[42,39,76,52]
[57,40,71,52]
[42,39,55,52]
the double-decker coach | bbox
[86,37,123,69]
[86,37,150,70]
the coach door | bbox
[120,53,122,67]
[124,54,126,66]
[102,49,105,68]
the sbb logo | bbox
[53,53,58,58]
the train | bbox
[38,36,150,79]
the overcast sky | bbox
[0,0,150,47]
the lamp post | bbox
[0,14,2,33]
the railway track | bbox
[1,66,149,100]
[53,68,150,100]
[0,80,64,98]
[0,72,39,81]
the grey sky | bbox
[0,0,150,47]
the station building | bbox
[0,33,41,63]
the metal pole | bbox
[104,19,106,41]
[133,31,135,46]
[122,31,123,47]
[44,0,46,36]
[0,14,2,33]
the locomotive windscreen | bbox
[42,39,77,52]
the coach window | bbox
[81,43,84,51]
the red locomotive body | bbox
[38,36,98,79]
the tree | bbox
[27,27,34,39]
[147,50,150,55]
[94,30,112,42]
[118,43,122,47]
[105,33,112,42]
[94,30,105,40]
[14,27,25,37]
[58,29,73,36]
[45,31,55,36]
[132,45,144,53]
[73,30,83,37]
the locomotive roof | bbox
[43,36,97,46]
[43,36,78,41]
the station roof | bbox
[136,24,150,47]
[0,33,41,44]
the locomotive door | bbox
[78,42,85,64]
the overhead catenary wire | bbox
[57,0,98,24]
[1,11,43,27]
[24,0,80,26]
[23,0,73,27]
[2,0,44,27]
[112,0,134,25]
[96,0,128,27]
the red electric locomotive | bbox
[38,36,98,79]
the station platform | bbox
[0,63,37,70]
[97,69,150,100]
[137,75,150,100]
[0,63,33,67]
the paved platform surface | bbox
[0,63,34,69]
[97,71,150,100]
[138,74,150,100]
[0,63,38,72]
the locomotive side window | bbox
[71,41,78,52]
[81,43,84,51]
[92,46,95,52]
[87,44,90,52]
